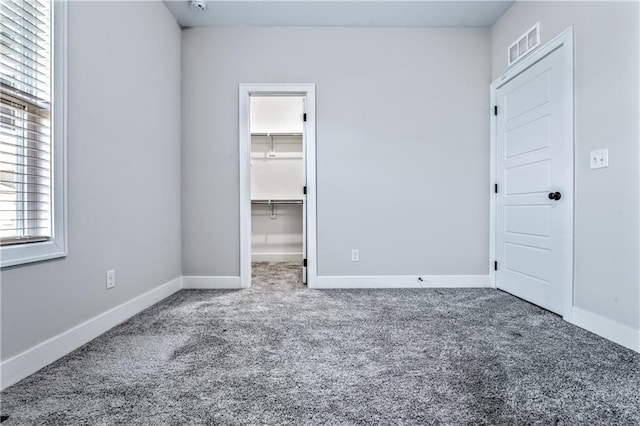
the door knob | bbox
[548,192,562,201]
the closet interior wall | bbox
[250,96,305,263]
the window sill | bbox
[1,239,67,268]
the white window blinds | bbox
[0,0,53,245]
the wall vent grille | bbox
[508,23,540,67]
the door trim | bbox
[238,83,317,289]
[489,27,574,320]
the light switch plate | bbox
[590,148,608,169]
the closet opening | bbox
[251,95,306,286]
[239,84,316,289]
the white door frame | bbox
[489,27,574,319]
[239,83,317,289]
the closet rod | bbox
[251,199,303,205]
[251,133,303,137]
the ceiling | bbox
[163,1,514,28]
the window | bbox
[1,0,66,267]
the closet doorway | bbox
[239,84,317,289]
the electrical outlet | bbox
[351,249,359,262]
[106,269,115,289]
[590,148,609,169]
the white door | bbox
[495,46,573,315]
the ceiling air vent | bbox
[508,23,540,67]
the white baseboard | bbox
[0,276,183,391]
[569,307,640,353]
[182,276,241,289]
[314,275,490,289]
[252,253,302,262]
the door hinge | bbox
[494,261,498,271]
[303,186,307,195]
[494,106,498,116]
[494,183,498,194]
[303,258,307,267]
[303,113,307,122]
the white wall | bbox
[252,204,303,262]
[182,27,491,277]
[0,1,182,361]
[251,136,304,200]
[250,96,305,134]
[492,1,640,331]
[251,135,304,262]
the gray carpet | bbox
[1,262,639,425]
